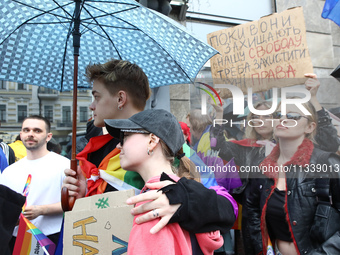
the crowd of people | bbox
[0,59,340,255]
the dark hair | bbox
[86,59,151,111]
[23,115,51,133]
[47,141,61,154]
[159,140,200,182]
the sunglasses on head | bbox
[272,112,309,121]
[119,129,150,146]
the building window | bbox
[80,107,88,122]
[17,83,27,90]
[0,81,6,90]
[18,105,27,122]
[0,105,6,122]
[62,106,71,123]
[44,105,53,123]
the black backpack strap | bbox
[311,149,333,204]
[315,178,332,205]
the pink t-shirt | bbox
[127,175,223,255]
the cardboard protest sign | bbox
[207,7,314,98]
[63,189,135,255]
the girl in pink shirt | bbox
[105,109,224,255]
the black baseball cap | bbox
[104,109,184,155]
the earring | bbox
[147,148,153,156]
[118,105,123,110]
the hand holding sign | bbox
[207,7,314,98]
[304,73,322,111]
[304,73,320,97]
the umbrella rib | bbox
[79,9,139,40]
[86,0,203,39]
[59,30,73,92]
[79,4,139,33]
[13,0,74,21]
[24,21,71,25]
[79,22,137,42]
[80,21,138,30]
[84,3,194,82]
[81,4,139,22]
[82,5,122,59]
[59,0,89,92]
[79,4,140,32]
[81,3,143,35]
[1,0,74,46]
[84,0,138,6]
[50,0,82,33]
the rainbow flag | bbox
[14,215,56,255]
[13,174,56,255]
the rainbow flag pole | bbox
[22,174,31,211]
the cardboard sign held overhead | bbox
[63,189,135,255]
[207,7,314,98]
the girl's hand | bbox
[126,181,180,234]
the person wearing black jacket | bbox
[211,73,340,254]
[0,185,26,255]
[246,100,340,254]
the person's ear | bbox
[46,133,53,143]
[148,134,160,151]
[117,90,127,108]
[305,121,316,135]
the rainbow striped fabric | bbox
[13,174,56,255]
[77,134,144,196]
[14,215,56,255]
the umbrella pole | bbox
[62,0,81,212]
[71,55,78,168]
[61,55,78,212]
[61,54,78,212]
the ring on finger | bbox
[152,209,159,218]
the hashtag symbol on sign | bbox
[95,197,109,209]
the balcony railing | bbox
[57,122,72,128]
[38,87,59,99]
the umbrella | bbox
[0,0,218,167]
